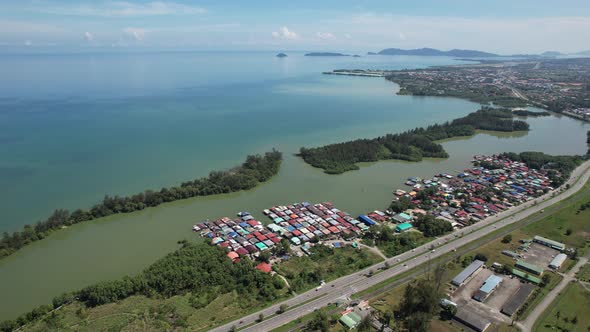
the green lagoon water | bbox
[0,51,589,320]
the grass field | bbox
[533,283,590,332]
[20,291,285,332]
[576,264,590,282]
[275,247,383,292]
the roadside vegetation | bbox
[0,242,288,332]
[298,107,530,174]
[0,150,282,259]
[274,245,383,292]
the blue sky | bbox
[1,0,589,53]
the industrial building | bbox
[501,284,536,317]
[454,308,491,332]
[512,269,541,284]
[515,260,544,276]
[549,253,567,269]
[473,275,503,302]
[451,260,485,286]
[533,235,565,251]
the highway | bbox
[210,160,590,332]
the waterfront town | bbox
[195,154,558,263]
[192,153,575,331]
[325,57,590,119]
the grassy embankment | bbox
[16,247,381,332]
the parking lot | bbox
[451,267,519,325]
[519,242,559,267]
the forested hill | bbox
[298,108,529,174]
[0,150,282,260]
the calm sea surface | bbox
[0,51,588,319]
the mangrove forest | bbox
[298,107,529,174]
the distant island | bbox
[305,52,349,57]
[373,47,499,57]
[276,53,288,58]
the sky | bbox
[1,0,589,54]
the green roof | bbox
[339,312,362,329]
[396,223,413,232]
[255,242,268,250]
[516,260,544,275]
[398,213,412,220]
[512,269,541,284]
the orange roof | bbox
[227,251,239,260]
[255,262,272,273]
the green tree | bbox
[502,234,512,243]
[357,314,372,332]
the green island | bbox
[0,150,282,259]
[298,107,529,174]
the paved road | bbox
[210,160,590,332]
[518,254,590,332]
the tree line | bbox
[298,107,530,174]
[0,242,286,332]
[0,150,282,259]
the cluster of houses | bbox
[391,155,555,228]
[194,202,385,263]
[193,213,284,262]
[263,202,375,247]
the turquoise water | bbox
[0,52,475,231]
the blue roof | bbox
[480,275,502,293]
[239,222,249,228]
[358,214,376,226]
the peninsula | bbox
[0,150,282,259]
[298,107,529,174]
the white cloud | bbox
[316,32,335,40]
[271,26,298,40]
[123,27,146,41]
[36,1,207,17]
[84,31,94,42]
[333,13,590,54]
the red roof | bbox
[255,262,272,273]
[247,220,258,226]
[236,248,249,256]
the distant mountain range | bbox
[375,48,498,57]
[369,48,590,58]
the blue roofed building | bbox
[473,275,502,302]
